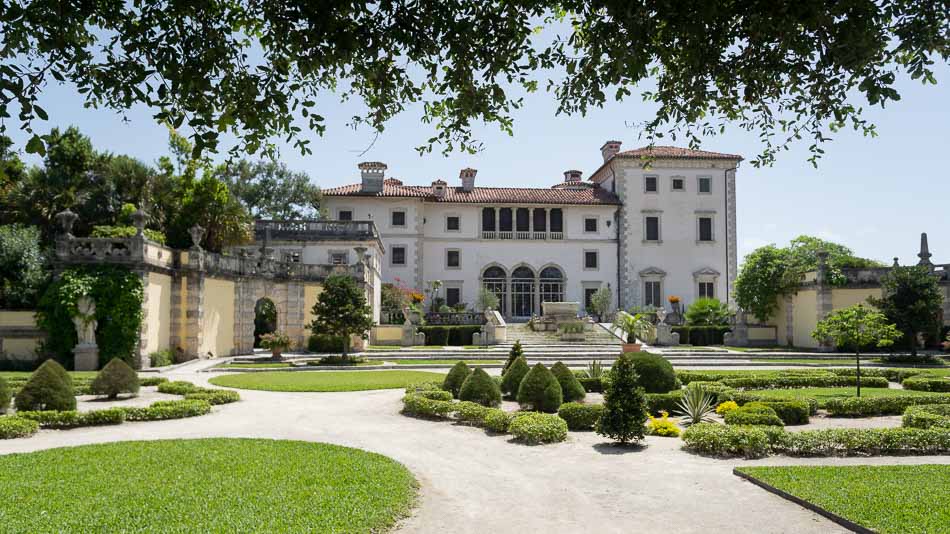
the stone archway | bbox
[234,279,306,354]
[253,297,278,347]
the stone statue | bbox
[655,307,667,324]
[73,296,98,346]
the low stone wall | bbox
[0,310,43,365]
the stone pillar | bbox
[73,345,99,372]
[784,294,794,347]
[135,269,150,369]
[285,281,306,348]
[725,168,739,307]
[815,251,834,352]
[169,273,183,353]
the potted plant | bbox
[668,295,682,314]
[612,312,653,353]
[558,321,586,342]
[260,331,292,361]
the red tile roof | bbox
[324,182,621,205]
[615,145,743,161]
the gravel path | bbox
[1,362,946,534]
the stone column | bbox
[815,251,834,352]
[135,269,151,369]
[725,168,739,307]
[784,295,794,347]
[169,273,183,353]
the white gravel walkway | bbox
[1,362,947,534]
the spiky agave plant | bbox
[584,360,604,379]
[674,384,716,426]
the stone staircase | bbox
[505,322,623,346]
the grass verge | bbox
[748,386,935,407]
[0,439,417,532]
[209,370,446,392]
[387,359,503,365]
[736,465,949,534]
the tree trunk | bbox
[855,349,861,398]
[910,330,918,356]
[341,336,349,361]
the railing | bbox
[200,251,365,281]
[498,231,513,240]
[381,309,406,325]
[56,237,175,270]
[480,231,564,241]
[424,312,487,325]
[515,231,531,240]
[255,219,379,242]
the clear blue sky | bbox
[6,63,949,267]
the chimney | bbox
[563,169,582,183]
[460,167,477,192]
[600,140,622,162]
[358,161,387,193]
[432,179,447,198]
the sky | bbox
[5,59,949,267]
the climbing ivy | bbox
[36,267,144,369]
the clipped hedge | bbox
[826,394,950,416]
[902,404,950,429]
[483,408,513,433]
[121,399,212,421]
[557,402,604,431]
[508,412,568,444]
[418,389,453,401]
[721,375,888,389]
[0,416,39,439]
[645,391,684,415]
[16,408,126,429]
[454,401,491,426]
[307,333,348,353]
[577,377,602,393]
[0,377,10,414]
[627,352,678,393]
[902,376,950,392]
[418,326,482,346]
[671,325,731,346]
[681,423,779,459]
[723,403,784,426]
[754,400,810,425]
[829,367,924,383]
[139,377,169,387]
[183,390,241,405]
[400,394,454,419]
[157,381,202,396]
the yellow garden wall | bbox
[202,277,235,357]
[0,310,41,361]
[144,273,172,355]
[792,289,818,348]
[0,310,37,327]
[372,325,403,344]
[304,284,324,324]
[832,288,882,309]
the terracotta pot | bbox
[270,348,284,361]
[622,343,642,353]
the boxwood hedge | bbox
[825,394,950,416]
[557,402,604,431]
[508,412,568,444]
[902,404,950,429]
[902,376,950,392]
[0,416,39,439]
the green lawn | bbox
[0,439,416,532]
[209,370,445,392]
[217,362,294,368]
[749,358,863,365]
[748,386,935,407]
[724,346,814,353]
[737,465,950,534]
[463,345,491,349]
[386,359,503,365]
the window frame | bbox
[697,175,713,195]
[583,249,599,270]
[446,248,461,269]
[337,208,354,221]
[445,214,461,232]
[643,280,662,308]
[698,216,714,242]
[643,213,662,243]
[390,208,407,228]
[644,175,659,194]
[390,245,408,266]
[671,176,686,192]
[583,217,598,234]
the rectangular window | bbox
[499,208,513,232]
[584,217,598,233]
[698,217,713,241]
[644,281,662,307]
[391,246,406,266]
[698,176,712,194]
[446,216,460,231]
[645,216,660,241]
[446,287,461,307]
[481,208,496,231]
[330,252,348,265]
[699,282,715,299]
[672,177,685,191]
[391,210,406,227]
[338,210,353,221]
[446,249,460,268]
[549,209,564,232]
[645,176,658,193]
[584,251,598,269]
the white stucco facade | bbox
[319,142,741,319]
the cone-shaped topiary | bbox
[90,358,140,399]
[517,363,562,412]
[596,353,648,444]
[551,361,586,402]
[442,361,472,398]
[627,352,678,393]
[0,377,11,414]
[503,340,524,374]
[14,359,76,412]
[459,368,502,407]
[500,356,529,398]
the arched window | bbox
[511,266,535,318]
[539,266,564,310]
[481,266,507,316]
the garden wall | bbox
[202,277,236,357]
[0,310,42,363]
[371,325,403,345]
[143,273,172,355]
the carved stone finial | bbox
[918,232,933,267]
[188,224,205,249]
[55,209,78,237]
[131,209,148,237]
[353,246,367,264]
[893,257,900,267]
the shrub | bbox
[400,394,454,419]
[418,389,453,401]
[646,411,681,437]
[720,375,888,389]
[149,349,174,367]
[314,354,366,366]
[184,390,241,405]
[458,368,502,407]
[517,363,562,413]
[577,377,602,393]
[90,358,140,399]
[780,427,950,456]
[500,356,529,398]
[121,399,212,421]
[716,401,739,415]
[550,362,586,402]
[14,360,76,412]
[442,361,472,399]
[557,402,604,431]
[671,325,731,345]
[503,340,523,373]
[674,383,717,426]
[0,377,10,414]
[626,352,677,393]
[509,412,568,444]
[307,333,348,353]
[483,408,513,433]
[139,377,169,387]
[724,403,784,426]
[756,400,810,425]
[0,416,39,439]
[681,423,780,458]
[825,394,950,416]
[645,391,684,415]
[902,376,950,392]
[418,326,482,346]
[830,367,923,383]
[405,381,443,394]
[17,408,126,428]
[596,353,648,444]
[157,380,201,396]
[454,401,490,426]
[902,404,950,429]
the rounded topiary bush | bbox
[459,368,502,407]
[14,360,76,412]
[509,412,568,444]
[0,377,11,414]
[626,352,677,393]
[90,358,140,399]
[551,362,586,402]
[724,403,784,426]
[500,356,529,398]
[442,361,472,398]
[517,363,562,413]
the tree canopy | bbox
[867,266,944,355]
[2,1,946,165]
[307,274,373,359]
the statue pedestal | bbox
[654,323,680,346]
[73,344,99,371]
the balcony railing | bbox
[480,231,564,240]
[254,219,379,243]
